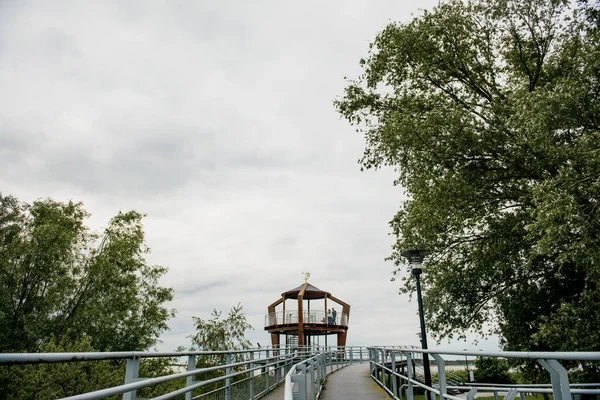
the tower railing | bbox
[264,311,349,327]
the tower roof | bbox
[281,282,331,299]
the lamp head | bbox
[400,249,430,265]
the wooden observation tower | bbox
[264,277,350,347]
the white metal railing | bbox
[284,353,327,400]
[368,348,600,400]
[0,346,318,400]
[283,346,368,400]
[265,311,349,327]
[7,345,597,400]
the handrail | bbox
[0,346,319,400]
[284,354,322,400]
[368,347,600,400]
[265,311,349,327]
[0,347,291,365]
[414,348,600,361]
[283,346,368,400]
[5,346,598,400]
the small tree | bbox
[188,303,253,396]
[190,303,253,354]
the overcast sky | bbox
[0,0,500,352]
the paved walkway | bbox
[261,363,389,400]
[262,381,286,400]
[320,363,390,400]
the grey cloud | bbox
[176,279,229,297]
[0,0,500,352]
[0,124,44,164]
[3,111,316,196]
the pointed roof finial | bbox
[301,270,311,283]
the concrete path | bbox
[320,363,389,400]
[261,363,390,400]
[261,381,286,400]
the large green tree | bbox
[0,193,175,353]
[335,0,600,352]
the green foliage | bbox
[187,303,254,397]
[509,359,551,385]
[474,357,514,384]
[0,194,177,398]
[335,0,600,353]
[569,361,600,385]
[448,368,469,383]
[0,335,123,400]
[0,335,186,400]
[189,303,253,357]
[0,193,175,353]
[136,357,186,400]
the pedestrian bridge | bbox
[1,346,599,400]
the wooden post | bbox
[324,295,328,326]
[298,294,304,346]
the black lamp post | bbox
[401,249,432,400]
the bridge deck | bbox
[261,363,389,400]
[320,363,389,399]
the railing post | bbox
[379,349,386,386]
[538,359,572,400]
[359,347,362,363]
[249,351,255,400]
[185,355,196,400]
[391,351,398,399]
[317,356,322,390]
[431,353,446,400]
[504,389,518,400]
[266,349,270,391]
[466,387,478,400]
[519,393,527,400]
[406,352,414,400]
[376,348,380,371]
[291,364,307,400]
[309,359,315,400]
[275,354,281,384]
[346,347,350,367]
[225,353,232,400]
[281,353,286,382]
[330,350,334,374]
[123,357,140,400]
